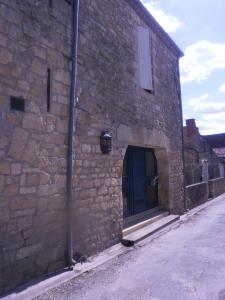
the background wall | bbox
[184,119,225,209]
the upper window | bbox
[137,26,153,92]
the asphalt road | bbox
[37,195,225,300]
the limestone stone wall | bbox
[186,178,225,209]
[209,178,225,198]
[0,0,184,294]
[73,0,184,256]
[0,0,72,294]
[186,182,208,209]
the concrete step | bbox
[123,206,165,229]
[123,214,180,243]
[123,211,169,236]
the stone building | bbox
[0,0,184,294]
[184,119,225,208]
[204,133,225,159]
[184,119,224,185]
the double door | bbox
[123,146,158,218]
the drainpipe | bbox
[177,60,187,213]
[66,0,80,268]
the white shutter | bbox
[137,26,153,91]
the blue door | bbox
[131,148,147,214]
[123,146,158,217]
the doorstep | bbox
[123,210,169,236]
[123,206,165,229]
[123,213,180,243]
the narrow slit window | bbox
[137,26,153,91]
[49,0,53,9]
[47,68,51,112]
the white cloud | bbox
[202,112,225,121]
[185,93,225,134]
[188,93,209,108]
[187,93,225,113]
[142,1,181,33]
[180,40,225,83]
[198,112,225,134]
[219,84,225,93]
[194,102,225,113]
[197,119,225,135]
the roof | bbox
[125,0,184,58]
[203,133,225,148]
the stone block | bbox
[17,216,33,231]
[51,103,68,117]
[39,172,51,185]
[0,48,13,64]
[0,208,10,224]
[80,188,97,198]
[20,186,36,195]
[26,174,39,186]
[4,184,19,196]
[16,244,42,260]
[57,118,67,134]
[11,163,21,175]
[22,140,38,164]
[22,114,43,131]
[53,81,69,96]
[54,70,70,85]
[80,179,93,189]
[82,144,92,153]
[111,178,119,186]
[32,46,46,60]
[0,161,10,174]
[38,184,58,196]
[0,175,5,193]
[18,80,30,91]
[55,175,66,189]
[31,58,46,76]
[48,194,65,211]
[97,186,108,196]
[10,195,35,209]
[12,209,35,218]
[20,174,26,186]
[33,212,62,228]
[0,32,7,47]
[8,128,29,160]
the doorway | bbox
[122,146,158,218]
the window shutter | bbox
[137,26,153,91]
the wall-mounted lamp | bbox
[100,130,112,154]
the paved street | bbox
[37,195,225,300]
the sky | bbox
[141,0,225,135]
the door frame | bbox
[123,145,158,218]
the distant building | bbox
[183,119,220,185]
[183,119,225,208]
[204,133,225,159]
